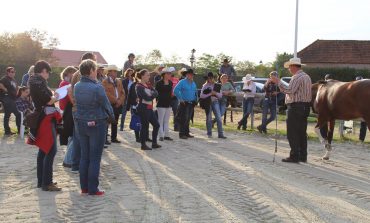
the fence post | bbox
[339,120,344,139]
[251,111,254,129]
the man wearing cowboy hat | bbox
[219,58,236,81]
[102,65,125,143]
[174,68,198,139]
[271,57,312,163]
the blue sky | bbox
[0,0,369,66]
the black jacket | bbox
[0,76,18,99]
[29,74,53,110]
[122,78,131,99]
[155,80,173,108]
[126,82,138,111]
[60,102,74,145]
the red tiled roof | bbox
[298,40,370,64]
[51,49,108,67]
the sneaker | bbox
[42,184,62,191]
[159,137,164,141]
[152,144,162,149]
[89,190,105,196]
[164,137,173,141]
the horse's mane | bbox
[317,80,327,84]
[315,79,339,85]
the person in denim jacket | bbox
[74,59,114,196]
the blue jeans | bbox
[261,98,277,131]
[137,105,159,145]
[71,118,81,171]
[63,137,74,165]
[219,100,227,117]
[206,101,224,137]
[120,102,127,130]
[76,119,107,194]
[37,122,57,187]
[239,98,254,128]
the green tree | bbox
[196,53,233,75]
[234,61,256,75]
[145,49,162,64]
[0,29,59,66]
[272,52,293,77]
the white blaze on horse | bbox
[311,79,370,160]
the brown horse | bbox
[311,79,370,160]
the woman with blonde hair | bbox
[21,65,35,86]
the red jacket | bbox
[32,112,62,154]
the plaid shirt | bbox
[278,70,312,104]
[15,97,34,113]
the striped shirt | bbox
[278,70,312,104]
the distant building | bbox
[298,40,370,69]
[51,49,108,67]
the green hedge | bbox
[305,67,370,82]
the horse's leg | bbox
[224,110,227,125]
[314,116,327,144]
[323,120,335,160]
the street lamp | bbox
[190,49,196,68]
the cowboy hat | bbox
[161,67,176,74]
[242,74,253,82]
[105,64,120,72]
[284,57,305,68]
[184,68,195,75]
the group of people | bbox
[0,53,368,196]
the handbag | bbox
[23,110,41,129]
[130,113,141,131]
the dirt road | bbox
[1,128,370,222]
